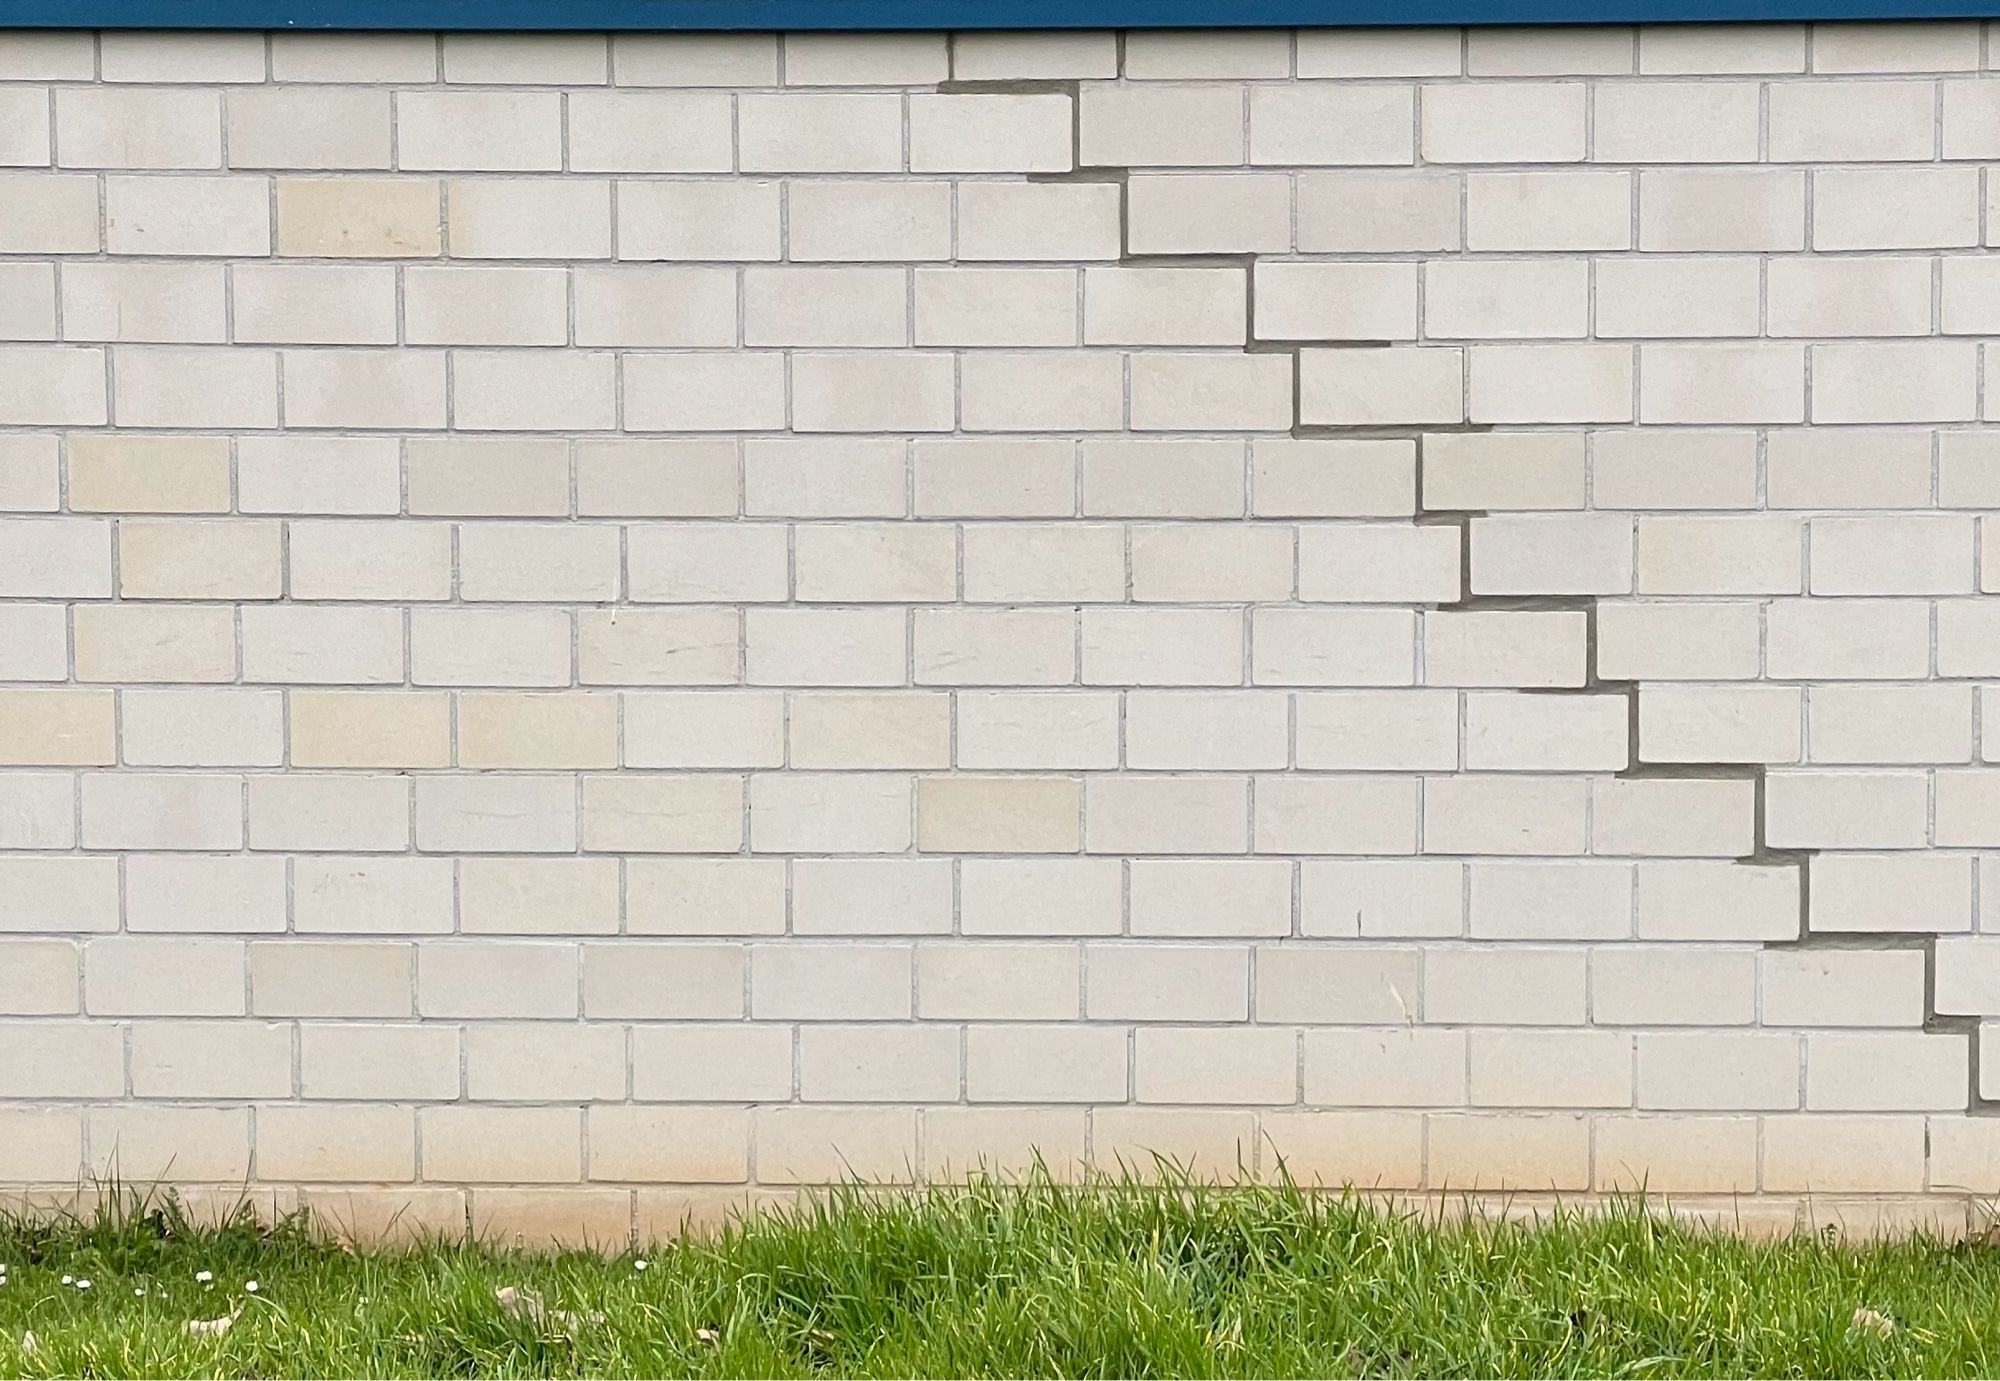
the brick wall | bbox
[3,20,2000,1242]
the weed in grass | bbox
[0,1166,1997,1377]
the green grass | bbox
[2,1169,1999,1378]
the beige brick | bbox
[1812,341,1978,424]
[1132,858,1293,935]
[1807,1032,1968,1112]
[1253,438,1414,518]
[1296,28,1459,76]
[1635,515,1802,595]
[1812,685,1973,767]
[1424,610,1587,689]
[459,693,618,770]
[414,776,576,854]
[1125,173,1291,255]
[590,1107,749,1184]
[411,607,568,686]
[618,179,780,261]
[59,261,222,345]
[1598,431,1761,516]
[755,1108,917,1185]
[1471,1031,1632,1109]
[81,770,241,850]
[1125,28,1290,76]
[88,1107,251,1183]
[453,349,615,432]
[121,688,282,769]
[1254,261,1417,343]
[0,938,78,1016]
[1248,83,1412,166]
[1592,776,1755,858]
[746,607,906,687]
[1592,946,1756,1025]
[275,177,439,257]
[467,1023,626,1102]
[1766,598,1930,680]
[132,1020,292,1099]
[0,261,54,339]
[86,936,243,1016]
[626,858,783,936]
[1762,949,1926,1028]
[581,940,741,1018]
[124,854,285,935]
[1810,852,1974,934]
[577,439,737,518]
[1256,776,1419,856]
[1815,167,1979,250]
[963,1025,1123,1104]
[73,603,234,683]
[1636,860,1801,941]
[801,1024,960,1102]
[620,692,779,770]
[1470,859,1631,940]
[1470,513,1631,595]
[0,172,97,253]
[567,90,730,173]
[1770,79,1934,160]
[1257,945,1420,1024]
[1812,514,1976,595]
[911,93,1071,173]
[0,688,113,766]
[257,1105,415,1184]
[1594,80,1759,161]
[910,439,1067,520]
[404,266,567,347]
[1469,343,1632,423]
[574,266,734,349]
[0,1019,122,1097]
[581,774,742,853]
[1135,1026,1296,1105]
[0,345,103,425]
[1256,604,1416,684]
[290,691,449,770]
[294,857,453,935]
[1431,258,1592,340]
[1639,169,1805,252]
[1296,1024,1456,1104]
[798,522,956,602]
[956,180,1120,261]
[1302,859,1463,938]
[1596,258,1762,340]
[952,30,1116,79]
[1637,1032,1798,1111]
[460,520,616,600]
[55,87,215,170]
[250,941,411,1018]
[1122,691,1283,771]
[1086,943,1249,1021]
[421,1107,581,1184]
[955,351,1117,433]
[1469,171,1629,252]
[632,1024,791,1102]
[0,772,73,850]
[738,93,901,173]
[1426,1114,1589,1191]
[1422,82,1585,161]
[116,518,279,600]
[66,433,228,514]
[1079,83,1242,167]
[1298,170,1459,252]
[1424,775,1587,856]
[1090,1107,1258,1178]
[1084,267,1244,348]
[1301,347,1463,426]
[1423,431,1585,511]
[0,1107,84,1183]
[1637,684,1801,764]
[961,858,1122,936]
[0,857,117,934]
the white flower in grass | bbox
[195,1270,212,1284]
[75,1279,91,1291]
[634,1259,649,1272]
[133,1288,146,1298]
[244,1281,258,1294]
[59,1275,70,1285]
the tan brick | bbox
[126,854,285,932]
[1763,1114,1926,1194]
[1087,942,1249,1022]
[793,859,953,935]
[0,858,117,933]
[1132,858,1293,936]
[88,1107,251,1183]
[250,942,411,1018]
[960,858,1123,936]
[290,691,450,769]
[0,688,114,766]
[1086,775,1249,855]
[1636,861,1801,941]
[131,1021,292,1098]
[302,1023,459,1099]
[459,693,619,770]
[582,774,742,853]
[275,177,440,257]
[590,1107,749,1183]
[414,776,576,854]
[1125,173,1291,255]
[294,857,453,935]
[625,691,784,768]
[751,773,910,853]
[1423,776,1587,856]
[257,1105,415,1184]
[81,771,240,850]
[0,939,79,1016]
[66,433,230,513]
[421,1107,581,1184]
[86,936,244,1016]
[1426,1114,1589,1191]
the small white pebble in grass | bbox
[195,1270,212,1284]
[75,1279,91,1291]
[134,1288,146,1297]
[634,1259,649,1272]
[59,1275,71,1285]
[244,1281,258,1294]
[19,1330,36,1356]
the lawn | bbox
[2,1169,1998,1378]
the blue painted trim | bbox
[1,0,1994,27]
